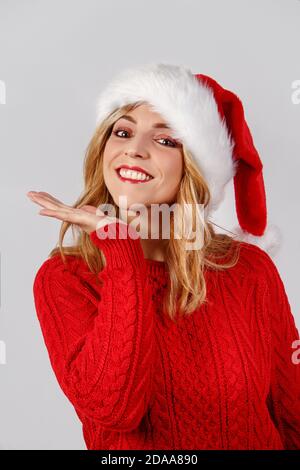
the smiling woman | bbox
[102,103,184,217]
[35,96,242,317]
[30,62,300,451]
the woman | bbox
[28,63,300,450]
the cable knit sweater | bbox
[33,221,300,450]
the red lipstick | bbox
[116,165,153,178]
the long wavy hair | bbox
[49,101,242,322]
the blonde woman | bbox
[28,63,300,450]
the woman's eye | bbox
[112,128,177,148]
[113,129,129,138]
[156,137,177,147]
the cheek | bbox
[102,154,114,187]
[163,154,183,181]
[155,154,183,204]
[102,143,115,170]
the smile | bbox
[115,168,154,184]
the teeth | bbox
[118,168,152,181]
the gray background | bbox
[0,0,299,450]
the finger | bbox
[29,193,66,210]
[38,207,72,218]
[30,198,60,210]
[38,208,94,227]
[28,192,64,207]
[81,205,97,213]
[39,209,59,217]
[35,192,64,205]
[29,196,53,209]
[95,216,127,231]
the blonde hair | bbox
[49,101,242,322]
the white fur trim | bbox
[95,62,236,214]
[230,223,283,258]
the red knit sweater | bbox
[33,222,300,450]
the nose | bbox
[124,134,151,160]
[125,149,149,160]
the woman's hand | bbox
[26,191,124,235]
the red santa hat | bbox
[95,62,282,257]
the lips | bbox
[116,165,153,178]
[115,168,153,184]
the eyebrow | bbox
[116,115,171,129]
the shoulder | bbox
[33,254,81,284]
[212,241,287,313]
[233,240,282,285]
[33,254,102,305]
[33,253,99,297]
[207,238,281,287]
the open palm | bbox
[26,191,125,235]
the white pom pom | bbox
[230,223,283,258]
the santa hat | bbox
[95,62,282,257]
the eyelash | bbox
[112,129,178,148]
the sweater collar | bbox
[144,258,168,278]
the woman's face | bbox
[103,103,183,212]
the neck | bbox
[120,207,169,261]
[139,237,168,262]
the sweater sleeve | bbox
[33,221,156,432]
[263,253,300,449]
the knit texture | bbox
[33,222,300,450]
